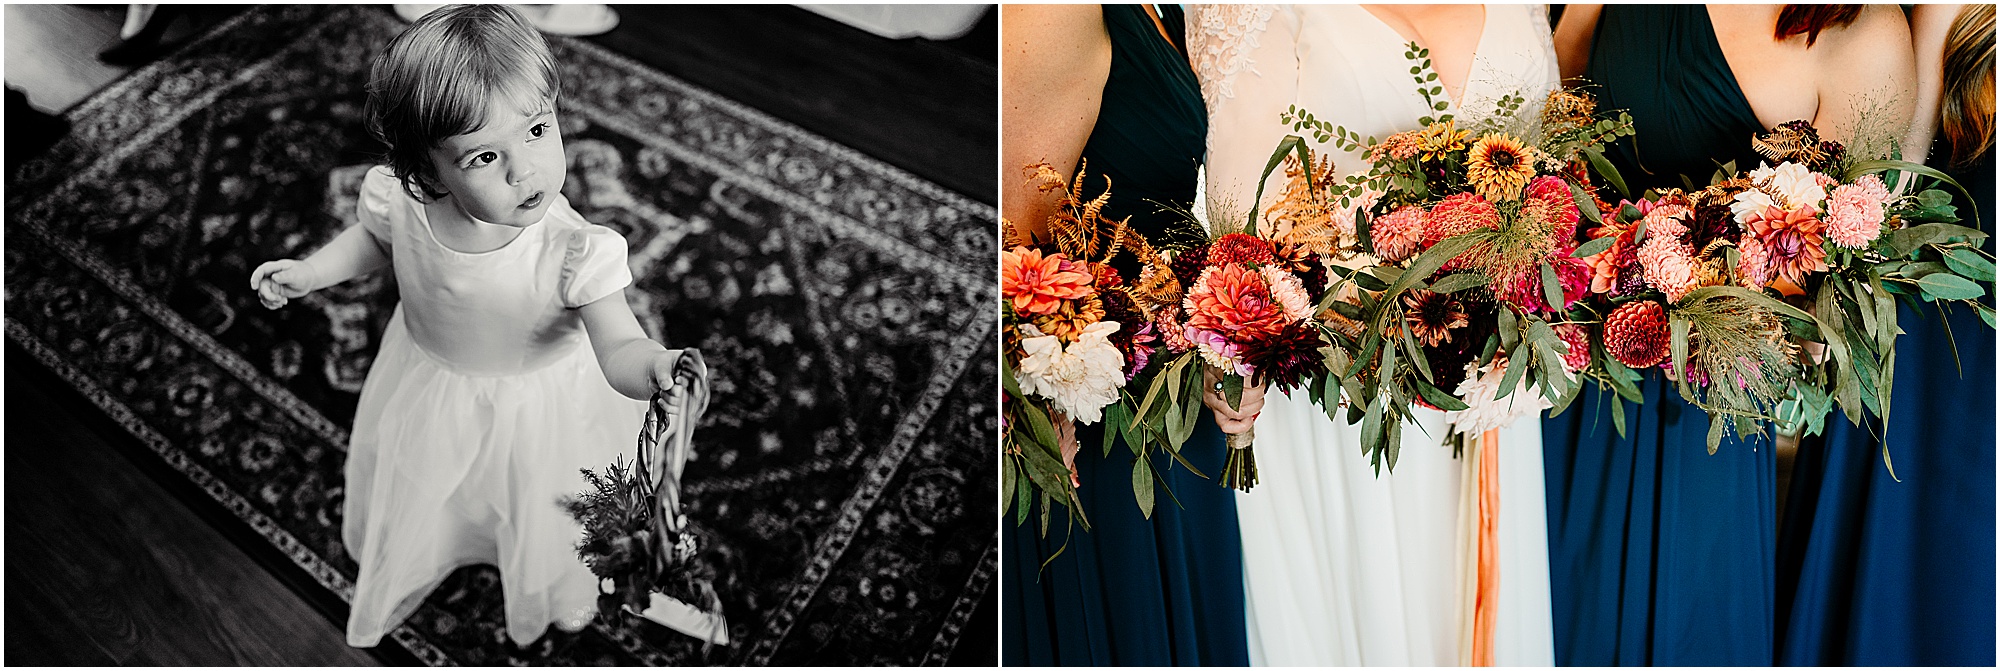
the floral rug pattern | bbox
[5,5,995,665]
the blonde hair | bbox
[1941,4,1995,167]
[363,4,561,201]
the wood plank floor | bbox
[4,347,382,666]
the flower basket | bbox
[561,366,727,645]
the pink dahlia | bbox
[1372,205,1428,263]
[1743,204,1830,287]
[1826,175,1891,249]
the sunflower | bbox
[1415,120,1470,163]
[1402,289,1471,347]
[1465,134,1539,202]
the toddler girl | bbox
[248,4,707,647]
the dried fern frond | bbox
[1268,152,1349,257]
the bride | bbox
[1188,4,1557,665]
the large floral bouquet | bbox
[1001,163,1190,533]
[1558,120,1987,461]
[1228,44,1639,471]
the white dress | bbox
[1188,5,1556,665]
[342,166,648,647]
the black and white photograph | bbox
[5,3,997,665]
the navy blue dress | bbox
[1001,4,1249,666]
[1775,140,1996,666]
[1541,6,1776,665]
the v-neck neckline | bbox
[1356,4,1492,108]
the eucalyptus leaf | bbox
[1540,262,1565,312]
[1132,455,1155,519]
[1430,271,1492,294]
[1914,273,1985,301]
[1572,235,1618,259]
[1584,145,1631,200]
[1941,247,1997,282]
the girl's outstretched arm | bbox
[250,224,390,309]
[578,290,708,404]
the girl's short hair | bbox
[1941,4,1995,167]
[364,5,561,202]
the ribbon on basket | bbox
[626,352,727,645]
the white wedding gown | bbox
[1188,5,1556,665]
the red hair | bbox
[1775,5,1862,47]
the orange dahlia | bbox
[1466,134,1539,202]
[1742,204,1829,287]
[1184,264,1290,340]
[1002,247,1094,316]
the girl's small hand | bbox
[250,259,320,309]
[651,348,710,412]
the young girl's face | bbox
[428,89,565,227]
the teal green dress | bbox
[1541,5,1775,666]
[1001,4,1248,666]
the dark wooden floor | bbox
[4,4,996,666]
[585,5,997,202]
[5,346,382,666]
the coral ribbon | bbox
[1470,428,1500,666]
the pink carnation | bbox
[1553,322,1592,373]
[1737,234,1774,289]
[1641,204,1691,240]
[1637,234,1702,302]
[1372,205,1428,263]
[1826,175,1891,249]
[1157,309,1194,352]
[1496,254,1592,314]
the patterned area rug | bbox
[5,5,995,666]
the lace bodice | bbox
[1188,4,1278,111]
[1191,4,1560,226]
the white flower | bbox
[1443,358,1553,436]
[1749,161,1827,213]
[1260,265,1314,323]
[1730,188,1778,224]
[1015,322,1127,424]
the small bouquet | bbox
[1560,120,1988,461]
[1141,211,1330,491]
[1002,163,1188,533]
[561,364,728,645]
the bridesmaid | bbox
[1776,4,1995,665]
[1548,4,1915,666]
[1000,4,1251,666]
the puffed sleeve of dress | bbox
[559,225,634,308]
[356,166,403,248]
